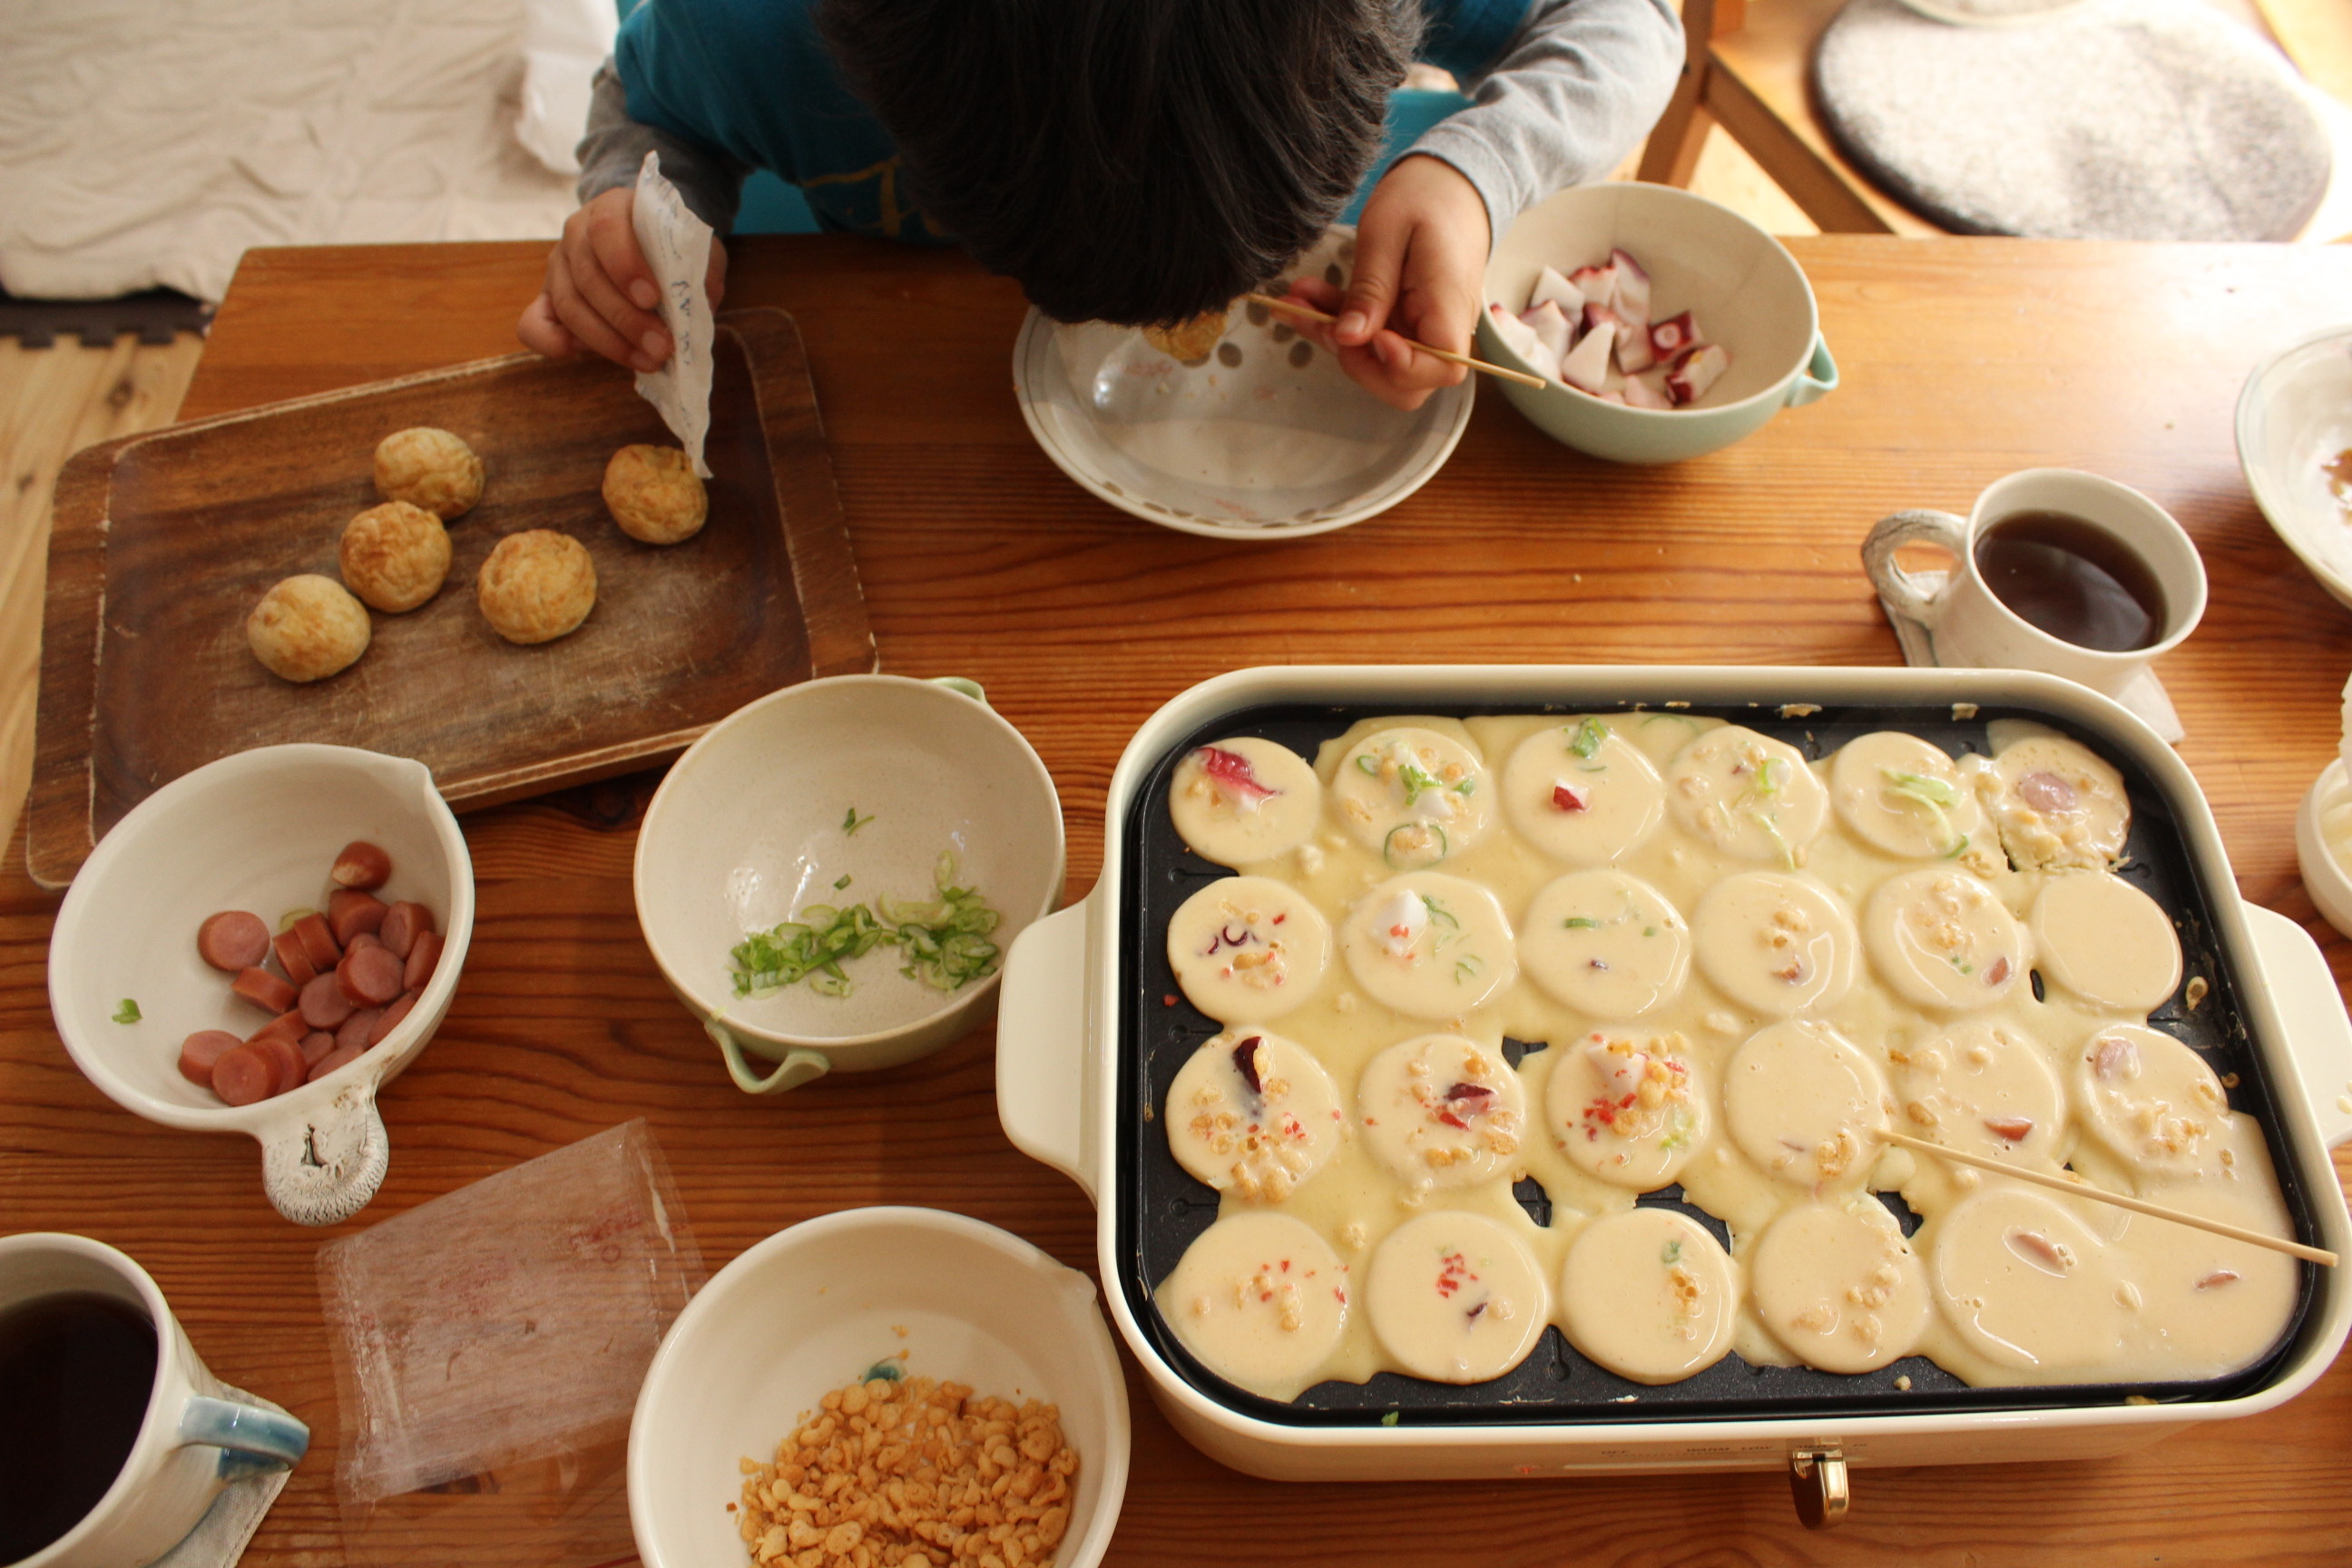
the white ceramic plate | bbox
[2237,325,2352,610]
[1012,230,1474,540]
[629,1207,1130,1568]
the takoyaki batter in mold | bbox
[1331,726,1492,869]
[1501,717,1667,866]
[1159,1211,1350,1399]
[1339,873,1517,1020]
[1167,876,1331,1024]
[1829,730,1985,862]
[1170,738,1322,867]
[1666,725,1828,866]
[1357,1033,1526,1200]
[1166,1029,1345,1202]
[1862,867,2029,1013]
[1519,869,1690,1018]
[1365,1210,1549,1384]
[1557,1208,1738,1384]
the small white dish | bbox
[2237,325,2352,611]
[2297,759,2352,940]
[628,1207,1129,1568]
[46,744,474,1225]
[1012,228,1474,540]
[1480,181,1837,465]
[633,674,1064,1093]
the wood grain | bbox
[28,309,872,887]
[9,233,2352,1564]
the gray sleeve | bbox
[575,58,752,235]
[1406,0,1685,245]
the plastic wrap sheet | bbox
[318,1120,704,1566]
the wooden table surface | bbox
[9,233,2352,1565]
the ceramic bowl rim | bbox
[632,674,1066,1053]
[2235,323,2352,606]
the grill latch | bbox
[1788,1446,1850,1529]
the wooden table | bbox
[8,233,2352,1565]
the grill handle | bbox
[2244,902,2352,1150]
[997,896,1101,1203]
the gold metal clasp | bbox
[1788,1446,1850,1529]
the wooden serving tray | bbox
[29,308,875,888]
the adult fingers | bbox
[516,290,579,359]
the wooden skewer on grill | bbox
[1240,292,1548,389]
[1876,1128,2336,1267]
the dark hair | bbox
[818,0,1416,325]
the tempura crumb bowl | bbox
[633,674,1064,1094]
[628,1206,1130,1568]
[1480,182,1838,465]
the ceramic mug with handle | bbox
[1862,468,2207,701]
[0,1232,308,1568]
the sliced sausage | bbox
[299,971,355,1029]
[196,912,270,972]
[211,1045,276,1107]
[256,1036,307,1097]
[328,889,388,946]
[367,990,420,1046]
[334,1007,382,1054]
[404,929,445,992]
[346,931,383,954]
[330,840,393,891]
[307,1042,367,1083]
[247,1009,307,1046]
[272,929,317,986]
[338,945,405,1007]
[292,912,340,972]
[179,1030,242,1087]
[299,1030,337,1068]
[377,901,435,960]
[231,967,299,1014]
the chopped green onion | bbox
[1752,758,1783,799]
[1454,957,1481,983]
[1356,753,1380,775]
[1563,916,1602,930]
[1396,758,1445,806]
[1642,926,1659,937]
[112,998,141,1024]
[1661,1239,1683,1265]
[1383,821,1447,869]
[1420,895,1460,929]
[1379,1410,1400,1426]
[1566,717,1608,760]
[728,852,999,998]
[1881,769,1958,809]
[833,874,852,890]
[843,806,875,835]
[861,1361,904,1383]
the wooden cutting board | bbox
[28,308,875,888]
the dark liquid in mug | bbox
[0,1292,158,1562]
[1974,510,2169,653]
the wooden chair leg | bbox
[1637,64,1715,187]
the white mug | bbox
[1861,468,2207,701]
[0,1234,308,1568]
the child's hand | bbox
[1284,154,1490,413]
[516,186,729,371]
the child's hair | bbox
[819,0,1418,326]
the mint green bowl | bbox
[1478,182,1838,465]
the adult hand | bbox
[516,185,729,370]
[1281,153,1490,412]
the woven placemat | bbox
[1815,0,2331,240]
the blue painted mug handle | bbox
[181,1396,309,1478]
[1785,334,1838,407]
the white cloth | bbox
[0,0,611,302]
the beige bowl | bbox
[633,675,1064,1093]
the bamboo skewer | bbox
[1241,292,1548,389]
[1876,1128,2337,1267]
